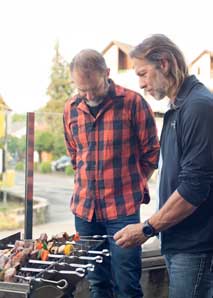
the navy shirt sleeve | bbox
[177,100,213,206]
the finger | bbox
[115,238,128,248]
[116,239,132,248]
[113,230,124,241]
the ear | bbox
[160,58,169,74]
[106,68,110,77]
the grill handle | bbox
[39,278,68,290]
[79,255,103,263]
[15,275,68,290]
[88,249,110,256]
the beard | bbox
[154,90,166,100]
[83,78,110,107]
[84,96,104,107]
[150,86,167,101]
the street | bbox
[14,171,75,223]
[13,171,157,224]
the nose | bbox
[85,91,94,101]
[139,77,146,89]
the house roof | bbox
[188,50,213,67]
[0,95,11,110]
[102,40,134,55]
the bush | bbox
[65,165,74,176]
[39,162,52,174]
[15,162,24,171]
[34,162,39,172]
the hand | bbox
[113,223,149,248]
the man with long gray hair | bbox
[63,49,160,298]
[114,34,213,298]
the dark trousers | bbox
[75,212,143,298]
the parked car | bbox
[51,155,71,171]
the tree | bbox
[7,135,26,161]
[7,135,19,158]
[53,133,66,157]
[35,131,54,162]
[36,42,75,160]
[44,41,74,113]
[12,113,26,123]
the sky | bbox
[0,0,213,113]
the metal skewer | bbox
[19,267,85,277]
[78,235,113,239]
[28,259,95,271]
[48,254,103,263]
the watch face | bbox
[143,224,154,237]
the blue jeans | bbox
[75,212,143,298]
[165,253,213,298]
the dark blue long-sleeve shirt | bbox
[159,75,213,254]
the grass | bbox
[0,201,22,212]
[0,201,24,230]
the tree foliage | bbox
[44,41,74,113]
[12,113,26,122]
[7,135,26,161]
[52,133,66,158]
[13,42,75,162]
[36,42,75,159]
[35,131,54,153]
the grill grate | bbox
[0,233,110,298]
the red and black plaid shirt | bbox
[63,80,160,221]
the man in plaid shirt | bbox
[63,49,159,298]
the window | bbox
[118,49,132,71]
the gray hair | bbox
[70,49,107,75]
[130,34,188,90]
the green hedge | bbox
[39,161,52,173]
[15,162,24,171]
[65,165,75,176]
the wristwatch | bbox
[142,220,157,237]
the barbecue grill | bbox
[0,232,110,298]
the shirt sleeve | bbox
[177,100,213,206]
[63,100,77,170]
[132,94,160,178]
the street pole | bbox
[24,112,35,239]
